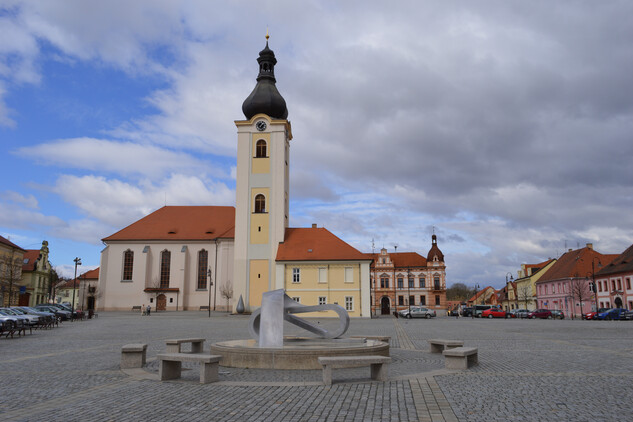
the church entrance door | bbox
[157,294,167,311]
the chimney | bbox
[312,223,317,228]
[586,243,593,250]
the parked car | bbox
[462,307,473,317]
[0,312,22,330]
[473,305,494,318]
[46,303,84,319]
[482,308,507,318]
[550,310,565,320]
[584,308,610,320]
[0,309,30,327]
[35,305,71,321]
[508,309,530,318]
[595,308,628,320]
[550,310,563,319]
[622,309,633,321]
[527,309,552,319]
[1,307,41,326]
[398,306,436,319]
[16,306,56,325]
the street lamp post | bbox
[72,257,81,321]
[407,266,411,315]
[472,283,479,319]
[506,272,514,310]
[207,268,213,318]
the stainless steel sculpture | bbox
[248,289,350,348]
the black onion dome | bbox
[427,234,445,262]
[242,41,288,120]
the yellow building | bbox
[0,234,26,307]
[276,226,372,317]
[513,259,557,310]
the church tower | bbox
[233,37,292,312]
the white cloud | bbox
[3,191,39,209]
[14,137,220,179]
[52,173,234,228]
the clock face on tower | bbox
[256,120,267,131]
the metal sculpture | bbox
[248,289,350,347]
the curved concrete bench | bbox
[158,353,221,384]
[428,339,464,353]
[443,346,478,370]
[317,355,392,385]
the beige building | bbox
[20,241,53,306]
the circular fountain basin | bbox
[210,337,390,370]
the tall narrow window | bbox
[318,296,327,305]
[292,268,301,283]
[380,276,389,288]
[397,277,403,289]
[122,250,134,281]
[344,267,353,283]
[419,277,425,288]
[420,295,426,305]
[408,277,414,288]
[409,295,414,306]
[255,139,267,157]
[435,295,440,305]
[197,249,208,289]
[434,275,441,290]
[254,194,266,213]
[160,250,171,288]
[318,267,327,283]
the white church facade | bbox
[97,39,373,317]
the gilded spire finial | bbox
[266,27,269,41]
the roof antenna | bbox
[394,245,398,253]
[371,238,375,254]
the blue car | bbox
[595,308,627,320]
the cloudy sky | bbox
[1,1,632,285]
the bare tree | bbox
[570,278,592,319]
[219,281,233,313]
[517,284,533,309]
[0,254,23,307]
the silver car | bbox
[399,306,437,319]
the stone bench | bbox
[165,338,205,353]
[350,335,391,344]
[121,343,148,368]
[131,305,142,311]
[443,346,478,370]
[157,353,221,384]
[199,306,210,311]
[317,355,392,386]
[428,339,464,353]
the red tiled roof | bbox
[467,286,496,303]
[595,243,633,276]
[0,235,26,252]
[538,246,618,282]
[276,227,371,261]
[102,206,235,241]
[22,250,41,271]
[81,267,100,280]
[366,252,428,268]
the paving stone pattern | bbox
[1,312,631,421]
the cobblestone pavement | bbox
[1,312,632,421]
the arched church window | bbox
[256,140,267,157]
[254,194,266,213]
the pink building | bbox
[594,244,633,310]
[535,244,617,318]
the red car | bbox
[527,309,552,319]
[482,308,507,318]
[583,308,610,320]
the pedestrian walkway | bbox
[1,312,632,421]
